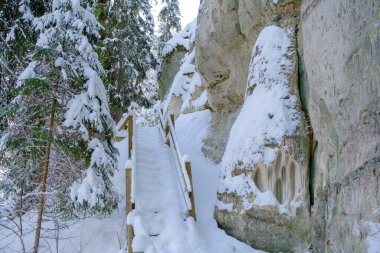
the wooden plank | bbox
[127,224,134,253]
[165,124,170,137]
[115,136,125,142]
[121,119,128,130]
[116,115,128,131]
[127,115,133,159]
[126,168,133,215]
[185,161,196,221]
[170,114,175,129]
[126,168,134,252]
[165,119,170,145]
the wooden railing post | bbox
[127,115,133,159]
[126,167,134,252]
[126,168,133,215]
[121,117,128,130]
[170,114,175,128]
[127,224,134,253]
[185,162,196,221]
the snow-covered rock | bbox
[160,19,208,116]
[214,24,311,252]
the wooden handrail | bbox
[157,109,196,220]
[115,113,130,142]
[116,112,136,253]
[116,108,196,253]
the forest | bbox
[0,0,181,252]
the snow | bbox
[161,20,197,57]
[163,20,207,113]
[218,25,300,213]
[175,110,218,221]
[116,113,129,130]
[0,110,267,253]
[120,110,266,253]
[216,200,234,212]
[65,67,117,209]
[17,61,37,87]
[70,139,116,208]
[0,138,130,253]
[191,90,208,109]
[5,26,16,42]
[125,159,134,169]
[365,221,380,253]
[64,66,117,208]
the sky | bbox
[152,0,200,30]
[178,0,200,28]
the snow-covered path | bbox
[0,111,267,253]
[134,126,187,237]
[127,111,266,253]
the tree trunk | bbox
[33,106,55,253]
[19,182,23,237]
[114,108,124,123]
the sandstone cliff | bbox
[159,0,380,252]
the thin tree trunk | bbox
[19,182,23,237]
[33,105,55,253]
[114,108,124,123]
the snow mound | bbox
[365,221,380,253]
[161,19,197,57]
[218,25,300,212]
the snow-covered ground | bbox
[0,140,129,253]
[175,110,264,253]
[124,109,265,253]
[0,110,267,253]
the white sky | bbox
[152,1,200,30]
[178,0,200,28]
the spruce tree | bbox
[0,0,118,251]
[96,0,157,121]
[158,0,181,51]
[0,0,50,229]
[0,0,49,132]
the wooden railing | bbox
[157,109,196,220]
[115,109,196,253]
[115,112,136,253]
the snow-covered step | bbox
[131,125,187,247]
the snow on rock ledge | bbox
[221,25,299,172]
[160,20,208,115]
[215,25,311,252]
[161,20,197,57]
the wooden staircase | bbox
[115,109,196,253]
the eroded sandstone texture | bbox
[193,0,379,252]
[196,0,302,162]
[158,49,187,99]
[302,0,380,251]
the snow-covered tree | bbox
[158,0,181,51]
[0,0,118,251]
[97,0,157,120]
[0,0,49,132]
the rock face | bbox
[196,0,311,252]
[159,21,208,116]
[195,0,250,162]
[214,24,311,252]
[196,0,302,162]
[194,0,379,252]
[158,49,187,99]
[159,0,379,251]
[302,0,380,252]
